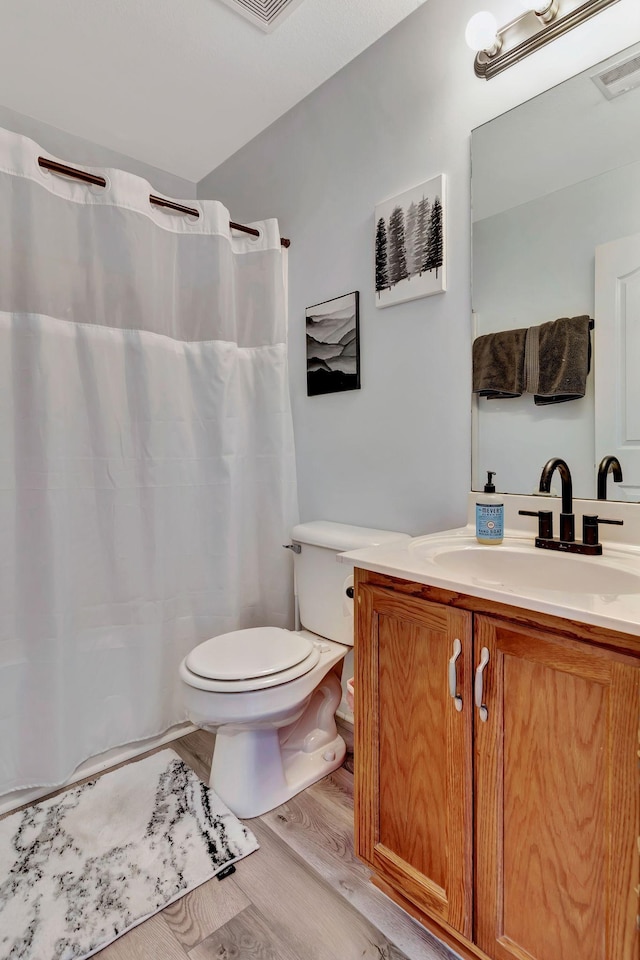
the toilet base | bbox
[208,671,346,818]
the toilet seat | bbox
[184,627,323,692]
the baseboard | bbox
[335,714,354,767]
[336,705,354,725]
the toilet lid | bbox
[185,627,316,681]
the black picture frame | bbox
[306,291,361,397]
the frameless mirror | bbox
[471,40,640,500]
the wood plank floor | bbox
[3,726,459,960]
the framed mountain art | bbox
[375,174,446,307]
[306,291,360,396]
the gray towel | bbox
[472,327,527,399]
[525,315,592,405]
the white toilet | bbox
[179,520,409,818]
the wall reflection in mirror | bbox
[471,40,640,500]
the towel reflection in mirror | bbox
[473,315,592,405]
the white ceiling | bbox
[0,0,426,182]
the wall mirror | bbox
[471,39,640,500]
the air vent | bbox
[216,0,306,32]
[592,52,640,100]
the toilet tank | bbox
[291,521,410,647]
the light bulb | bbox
[465,12,500,53]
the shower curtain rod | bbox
[38,156,291,249]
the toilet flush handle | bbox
[282,543,301,554]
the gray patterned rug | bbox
[0,749,259,960]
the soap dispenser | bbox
[476,471,504,545]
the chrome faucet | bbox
[539,457,574,542]
[519,456,623,555]
[597,456,623,500]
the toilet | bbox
[179,520,409,818]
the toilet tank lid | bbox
[291,521,411,552]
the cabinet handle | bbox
[475,647,490,722]
[448,638,463,712]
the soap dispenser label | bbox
[476,504,504,540]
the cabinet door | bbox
[474,615,640,960]
[355,584,473,937]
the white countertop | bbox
[339,494,640,639]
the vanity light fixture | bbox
[467,0,622,80]
[513,0,560,24]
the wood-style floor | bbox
[3,727,458,960]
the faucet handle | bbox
[582,514,624,546]
[518,509,553,540]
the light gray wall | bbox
[197,0,640,536]
[0,103,196,199]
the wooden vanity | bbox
[354,566,640,960]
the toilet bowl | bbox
[180,629,348,817]
[179,521,410,818]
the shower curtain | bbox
[0,128,298,796]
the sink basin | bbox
[409,537,640,596]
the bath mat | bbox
[0,749,259,960]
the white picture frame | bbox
[375,174,446,308]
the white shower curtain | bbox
[0,128,298,796]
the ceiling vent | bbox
[216,0,306,33]
[592,51,640,100]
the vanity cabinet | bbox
[355,583,474,937]
[354,569,640,960]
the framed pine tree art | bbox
[375,175,446,307]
